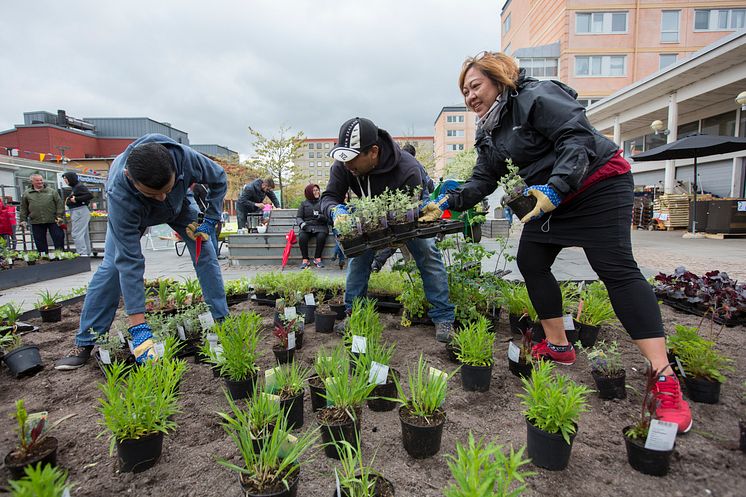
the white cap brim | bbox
[330,147,360,163]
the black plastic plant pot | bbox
[336,476,395,497]
[280,391,305,430]
[367,369,399,412]
[39,304,62,323]
[240,469,300,497]
[525,418,576,471]
[461,363,493,392]
[739,420,746,453]
[273,346,295,365]
[116,432,164,473]
[508,357,533,379]
[565,327,579,346]
[367,235,396,251]
[4,436,58,480]
[684,376,721,404]
[330,304,347,320]
[295,329,304,350]
[317,409,361,460]
[315,311,336,333]
[297,304,316,325]
[254,290,268,300]
[623,428,673,477]
[416,222,443,239]
[225,374,257,401]
[339,236,367,258]
[226,293,250,306]
[390,221,417,235]
[531,322,545,342]
[591,370,627,400]
[667,352,683,379]
[399,406,445,459]
[308,376,326,412]
[445,342,460,364]
[506,194,537,221]
[508,313,531,334]
[578,323,600,348]
[3,345,44,378]
[440,219,466,235]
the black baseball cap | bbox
[329,117,379,162]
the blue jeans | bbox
[344,237,454,323]
[75,222,228,347]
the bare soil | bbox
[1,301,745,497]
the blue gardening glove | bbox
[520,185,562,223]
[130,323,158,363]
[331,204,350,227]
[418,194,449,222]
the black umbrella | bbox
[632,133,746,234]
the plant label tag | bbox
[335,469,342,497]
[429,366,447,382]
[325,377,338,406]
[184,320,194,334]
[117,330,125,344]
[199,312,214,331]
[674,356,686,378]
[351,335,367,354]
[6,258,12,266]
[265,368,280,392]
[287,331,296,350]
[304,293,315,306]
[279,433,297,459]
[645,419,677,451]
[23,253,29,262]
[154,342,166,357]
[261,392,281,405]
[508,341,521,363]
[99,349,111,364]
[206,332,219,346]
[284,307,297,320]
[177,325,186,341]
[563,315,575,330]
[213,345,224,360]
[62,488,71,497]
[369,362,389,385]
[738,201,746,212]
[49,252,55,260]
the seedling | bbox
[8,463,70,497]
[394,354,454,420]
[35,290,61,310]
[452,316,494,367]
[11,400,74,460]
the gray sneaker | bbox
[54,346,93,371]
[434,322,453,343]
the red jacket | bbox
[0,203,13,236]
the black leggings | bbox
[516,238,663,340]
[298,230,327,259]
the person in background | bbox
[503,205,514,227]
[19,173,65,254]
[55,134,228,371]
[236,178,280,230]
[62,172,93,256]
[0,199,13,248]
[3,197,17,249]
[296,183,328,269]
[420,51,691,433]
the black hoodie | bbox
[320,129,424,218]
[62,172,93,209]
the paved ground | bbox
[1,228,743,312]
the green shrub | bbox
[9,463,69,497]
[452,316,495,367]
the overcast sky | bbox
[2,0,501,157]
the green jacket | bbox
[20,186,64,224]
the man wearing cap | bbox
[321,117,455,342]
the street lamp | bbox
[736,91,746,111]
[650,120,670,135]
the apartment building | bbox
[433,106,479,176]
[501,0,745,106]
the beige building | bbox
[501,0,745,106]
[433,106,479,177]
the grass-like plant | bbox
[314,346,349,382]
[218,388,281,443]
[336,437,383,497]
[443,432,534,497]
[577,281,617,327]
[35,290,61,310]
[394,354,453,420]
[8,463,69,497]
[576,340,624,377]
[452,316,494,367]
[214,312,261,381]
[1,333,22,354]
[321,360,376,422]
[344,298,384,349]
[1,302,24,326]
[354,336,396,372]
[268,361,312,399]
[517,360,591,444]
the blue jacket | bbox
[106,134,227,314]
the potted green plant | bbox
[218,405,320,497]
[1,302,25,334]
[2,334,44,378]
[225,277,250,306]
[676,336,733,404]
[98,358,184,472]
[273,316,299,364]
[35,290,62,323]
[356,337,398,412]
[265,360,312,430]
[218,387,282,454]
[498,280,534,335]
[309,346,348,413]
[93,331,132,372]
[393,354,452,459]
[443,432,533,497]
[8,463,70,497]
[334,438,395,497]
[622,365,676,476]
[343,298,384,357]
[335,215,364,256]
[314,291,337,333]
[576,282,617,348]
[395,262,429,327]
[385,187,420,235]
[22,251,40,266]
[497,159,536,220]
[452,316,494,392]
[517,360,591,471]
[3,400,73,480]
[215,312,262,400]
[576,340,626,400]
[508,329,534,379]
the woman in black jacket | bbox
[420,51,690,433]
[296,184,328,269]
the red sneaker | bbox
[654,375,692,433]
[531,339,576,365]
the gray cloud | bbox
[2,0,500,156]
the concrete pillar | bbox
[613,115,621,146]
[664,93,678,193]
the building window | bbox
[308,152,314,158]
[575,55,626,77]
[678,121,699,138]
[702,111,737,137]
[694,9,745,31]
[447,144,465,151]
[659,53,677,70]
[316,143,322,149]
[446,130,465,137]
[316,151,321,158]
[503,13,511,34]
[661,10,680,42]
[325,161,329,167]
[324,143,330,148]
[519,57,558,78]
[446,115,465,123]
[308,143,313,149]
[576,12,628,34]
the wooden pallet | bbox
[653,193,712,229]
[704,232,746,240]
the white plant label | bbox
[335,469,342,497]
[117,330,125,344]
[429,366,447,381]
[23,253,29,262]
[351,335,367,354]
[49,252,55,260]
[674,356,686,378]
[563,315,575,330]
[6,258,12,266]
[99,349,111,364]
[176,325,186,341]
[369,362,389,385]
[284,306,297,320]
[213,344,224,360]
[304,293,315,306]
[198,312,214,331]
[507,341,521,363]
[644,419,677,451]
[261,392,281,405]
[62,488,71,497]
[287,331,296,350]
[265,368,280,392]
[154,342,166,357]
[279,433,297,459]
